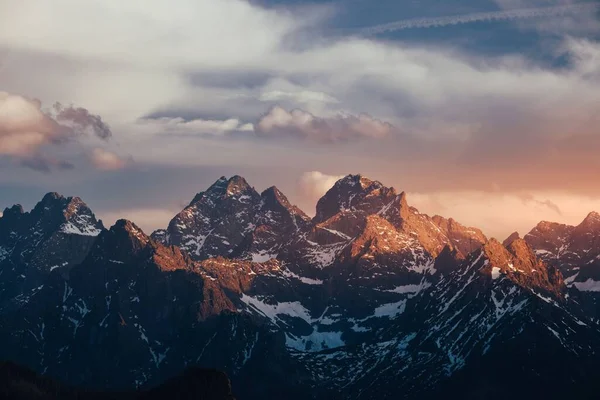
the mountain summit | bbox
[0,193,103,309]
[2,177,600,400]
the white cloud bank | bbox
[0,91,121,171]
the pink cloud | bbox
[90,148,129,171]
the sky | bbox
[0,0,599,239]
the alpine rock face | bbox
[0,193,103,311]
[152,176,311,263]
[525,211,600,322]
[1,175,600,400]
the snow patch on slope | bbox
[240,294,312,322]
[373,300,407,318]
[61,221,101,236]
[282,268,323,285]
[573,279,600,292]
[491,267,501,280]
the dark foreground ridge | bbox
[0,361,235,400]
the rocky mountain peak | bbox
[479,238,564,297]
[260,186,309,221]
[1,204,24,218]
[31,192,67,215]
[524,221,574,257]
[480,238,512,264]
[33,192,90,215]
[531,219,572,233]
[1,193,103,238]
[207,176,229,192]
[188,177,227,204]
[576,211,600,230]
[503,231,521,247]
[0,193,104,302]
[40,191,64,203]
[159,176,266,260]
[4,182,600,400]
[106,219,151,249]
[112,219,148,238]
[523,214,600,281]
[505,237,534,259]
[314,174,396,223]
[83,219,153,266]
[397,191,409,211]
[479,238,537,275]
[338,174,378,189]
[564,211,600,263]
[224,175,253,197]
[188,175,257,205]
[390,211,485,259]
[261,186,287,207]
[481,237,538,265]
[338,174,385,192]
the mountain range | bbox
[1,174,600,399]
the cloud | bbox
[0,0,599,200]
[54,103,112,140]
[515,192,562,215]
[90,148,130,171]
[0,0,311,69]
[537,200,562,216]
[144,106,392,144]
[297,171,344,204]
[140,116,254,137]
[359,2,600,34]
[0,91,61,156]
[258,90,339,104]
[0,91,119,171]
[255,106,393,143]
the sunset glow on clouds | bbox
[89,148,129,171]
[0,0,598,237]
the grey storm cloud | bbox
[53,102,112,140]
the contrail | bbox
[360,3,600,35]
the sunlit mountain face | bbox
[2,175,600,399]
[0,0,599,399]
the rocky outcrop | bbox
[0,193,103,310]
[524,212,600,277]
